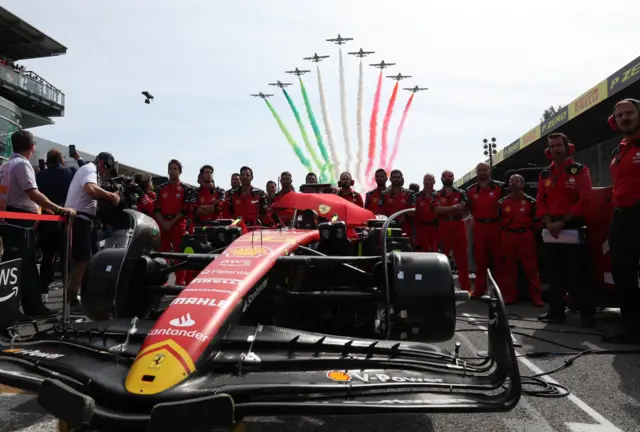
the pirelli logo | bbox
[569,81,608,119]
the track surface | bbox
[2,286,640,431]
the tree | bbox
[541,105,564,122]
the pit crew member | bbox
[335,172,364,207]
[536,133,595,326]
[266,180,277,204]
[498,174,543,306]
[154,159,195,286]
[192,165,226,225]
[364,168,388,214]
[133,173,156,217]
[226,166,268,225]
[606,98,640,343]
[269,171,296,226]
[466,162,505,299]
[229,172,241,193]
[305,172,318,184]
[378,169,415,237]
[414,173,438,252]
[432,170,471,292]
[0,130,76,319]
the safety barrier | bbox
[0,210,73,323]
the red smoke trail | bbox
[387,93,415,172]
[365,71,383,184]
[379,81,399,177]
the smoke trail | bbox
[265,100,313,173]
[365,71,383,185]
[355,58,365,188]
[282,89,323,173]
[299,77,333,183]
[338,47,352,174]
[387,93,415,172]
[379,81,399,173]
[316,64,340,180]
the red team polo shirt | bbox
[610,133,640,208]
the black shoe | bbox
[537,312,566,323]
[602,333,640,344]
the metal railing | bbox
[0,64,65,106]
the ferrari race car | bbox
[0,193,521,431]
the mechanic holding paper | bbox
[364,169,388,214]
[466,162,505,299]
[154,159,195,286]
[432,170,471,292]
[414,173,438,252]
[377,169,415,239]
[226,166,268,226]
[335,172,364,207]
[536,133,595,327]
[605,98,640,344]
[498,174,543,306]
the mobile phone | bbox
[69,144,76,158]
[38,159,45,171]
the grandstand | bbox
[455,54,640,189]
[0,6,163,180]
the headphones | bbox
[544,135,575,160]
[96,152,116,170]
[607,98,640,131]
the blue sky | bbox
[4,0,640,191]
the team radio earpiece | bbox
[544,136,575,160]
[607,98,640,131]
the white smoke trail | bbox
[355,59,365,188]
[316,64,340,179]
[339,47,352,175]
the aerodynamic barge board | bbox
[126,230,319,395]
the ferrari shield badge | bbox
[544,179,552,187]
[570,167,578,175]
[149,354,165,370]
[318,204,331,215]
[223,246,272,258]
[327,370,351,382]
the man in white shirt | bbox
[65,152,120,313]
[0,130,76,320]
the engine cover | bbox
[389,252,455,342]
[83,210,162,320]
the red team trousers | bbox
[438,220,471,291]
[415,222,438,252]
[500,229,541,304]
[472,221,502,295]
[160,220,187,285]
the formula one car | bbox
[0,194,521,432]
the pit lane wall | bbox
[455,55,640,188]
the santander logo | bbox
[169,314,196,328]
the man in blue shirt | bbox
[35,148,85,302]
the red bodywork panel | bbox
[272,193,375,227]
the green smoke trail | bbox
[282,89,324,176]
[265,100,313,173]
[299,78,333,183]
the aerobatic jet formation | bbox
[250,92,274,99]
[303,53,330,63]
[348,48,375,58]
[404,86,428,93]
[370,60,396,69]
[387,73,412,81]
[326,34,353,45]
[269,81,293,88]
[285,67,311,77]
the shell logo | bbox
[223,246,272,258]
[327,370,351,382]
[318,204,331,215]
[544,179,552,187]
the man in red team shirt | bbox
[432,170,471,292]
[466,162,505,299]
[335,172,364,207]
[606,98,640,343]
[498,174,543,306]
[536,133,595,326]
[134,173,156,217]
[154,159,195,286]
[378,169,415,237]
[192,165,226,225]
[265,180,277,204]
[414,173,438,252]
[269,171,296,226]
[364,168,388,214]
[226,166,268,226]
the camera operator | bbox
[64,152,120,314]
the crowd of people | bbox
[0,56,26,74]
[0,97,639,345]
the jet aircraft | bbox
[370,60,396,69]
[285,68,311,77]
[387,73,412,81]
[348,48,375,58]
[326,34,353,45]
[303,53,330,63]
[404,86,428,93]
[268,81,293,88]
[250,92,274,99]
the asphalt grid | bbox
[2,285,640,431]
